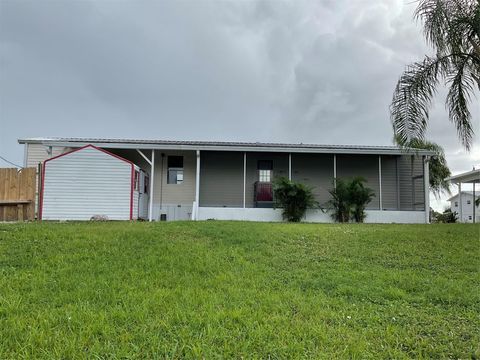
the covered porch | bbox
[447,169,480,223]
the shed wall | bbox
[42,147,133,220]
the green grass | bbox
[0,222,478,359]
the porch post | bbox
[288,153,292,181]
[149,150,155,222]
[458,182,462,222]
[195,150,200,220]
[423,156,430,224]
[333,154,337,188]
[473,181,476,224]
[243,152,246,208]
[378,155,383,211]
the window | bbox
[258,160,273,182]
[454,201,458,207]
[168,156,184,184]
[467,200,471,205]
[468,216,472,220]
[144,175,149,194]
[134,171,140,191]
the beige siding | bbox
[199,151,243,207]
[291,153,334,206]
[153,150,196,206]
[336,154,380,210]
[26,144,71,167]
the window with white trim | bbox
[167,156,184,184]
[258,160,273,182]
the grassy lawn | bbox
[0,222,478,358]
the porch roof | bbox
[446,169,480,184]
[18,137,436,156]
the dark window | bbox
[134,171,140,191]
[258,160,273,182]
[467,200,471,205]
[454,201,458,207]
[144,175,149,194]
[168,156,184,184]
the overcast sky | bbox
[0,0,478,210]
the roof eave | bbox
[17,138,435,156]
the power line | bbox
[0,155,23,168]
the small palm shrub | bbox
[348,177,375,223]
[273,177,318,222]
[328,177,375,223]
[327,178,351,223]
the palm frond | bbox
[390,56,447,145]
[446,56,475,150]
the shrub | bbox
[273,177,318,222]
[328,177,375,223]
[348,177,376,223]
[435,208,457,223]
[327,178,351,223]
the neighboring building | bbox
[18,137,435,223]
[446,168,480,224]
[447,192,480,223]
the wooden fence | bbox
[0,167,36,221]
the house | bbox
[447,192,479,223]
[40,145,149,220]
[446,169,480,223]
[18,137,435,223]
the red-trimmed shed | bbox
[40,145,147,220]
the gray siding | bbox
[200,151,244,207]
[336,154,380,210]
[245,152,289,208]
[381,156,398,210]
[291,153,334,206]
[398,155,425,210]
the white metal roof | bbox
[447,191,479,201]
[18,137,436,156]
[446,169,480,184]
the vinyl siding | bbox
[381,156,398,210]
[199,151,244,207]
[336,154,380,210]
[398,155,425,210]
[42,147,133,220]
[291,153,334,206]
[26,144,71,167]
[153,150,196,207]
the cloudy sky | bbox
[0,0,478,210]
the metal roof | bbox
[446,169,480,184]
[18,137,436,156]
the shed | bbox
[40,145,149,220]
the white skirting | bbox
[197,207,427,224]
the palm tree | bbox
[390,0,480,150]
[399,137,452,197]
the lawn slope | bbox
[0,222,478,358]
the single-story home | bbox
[18,137,434,223]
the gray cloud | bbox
[0,0,478,210]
